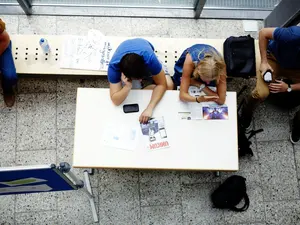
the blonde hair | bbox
[193,50,226,83]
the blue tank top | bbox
[173,44,219,87]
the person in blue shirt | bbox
[174,44,227,105]
[240,26,300,143]
[0,18,17,107]
[108,38,174,123]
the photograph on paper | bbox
[140,117,170,150]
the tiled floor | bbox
[0,15,299,225]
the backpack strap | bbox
[230,192,250,212]
[247,129,264,140]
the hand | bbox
[139,107,153,124]
[260,62,273,77]
[121,73,132,88]
[197,96,219,102]
[268,80,288,93]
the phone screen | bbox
[123,104,139,113]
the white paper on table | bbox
[101,126,139,151]
[0,184,52,194]
[189,102,203,120]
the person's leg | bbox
[240,55,281,128]
[0,41,18,107]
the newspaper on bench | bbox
[60,30,114,71]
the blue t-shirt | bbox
[108,38,162,83]
[268,26,300,69]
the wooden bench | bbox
[10,35,261,77]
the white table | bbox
[73,88,238,171]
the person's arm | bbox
[259,27,276,74]
[214,74,227,105]
[109,73,132,106]
[139,69,167,123]
[179,54,218,103]
[0,30,10,56]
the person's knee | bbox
[251,87,269,101]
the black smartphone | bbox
[123,104,139,113]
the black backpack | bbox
[224,35,256,78]
[236,85,263,157]
[211,175,249,211]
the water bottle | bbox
[39,38,50,53]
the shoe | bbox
[290,132,300,144]
[3,92,15,107]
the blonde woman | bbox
[173,44,227,105]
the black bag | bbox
[237,85,263,157]
[224,35,256,78]
[211,175,249,211]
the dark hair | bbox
[120,53,147,79]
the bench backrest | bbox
[11,35,261,77]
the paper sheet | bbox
[60,30,114,71]
[101,126,139,151]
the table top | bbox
[73,88,238,171]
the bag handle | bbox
[230,192,250,212]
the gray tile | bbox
[0,15,19,35]
[17,93,56,151]
[265,200,300,225]
[140,170,181,206]
[182,183,224,225]
[0,195,15,224]
[206,19,246,38]
[18,78,57,93]
[0,112,16,167]
[292,144,300,179]
[16,192,57,212]
[131,18,170,37]
[254,102,290,141]
[57,91,76,129]
[94,17,132,36]
[84,78,109,88]
[57,188,98,225]
[57,78,84,93]
[257,141,299,201]
[18,15,56,35]
[168,18,206,38]
[98,169,140,225]
[56,128,74,165]
[57,129,99,188]
[56,16,94,35]
[180,171,221,184]
[141,204,182,225]
[16,149,56,166]
[15,211,58,225]
[57,79,83,129]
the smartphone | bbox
[263,70,272,83]
[123,104,139,113]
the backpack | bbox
[236,85,263,157]
[224,35,256,78]
[211,175,249,211]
